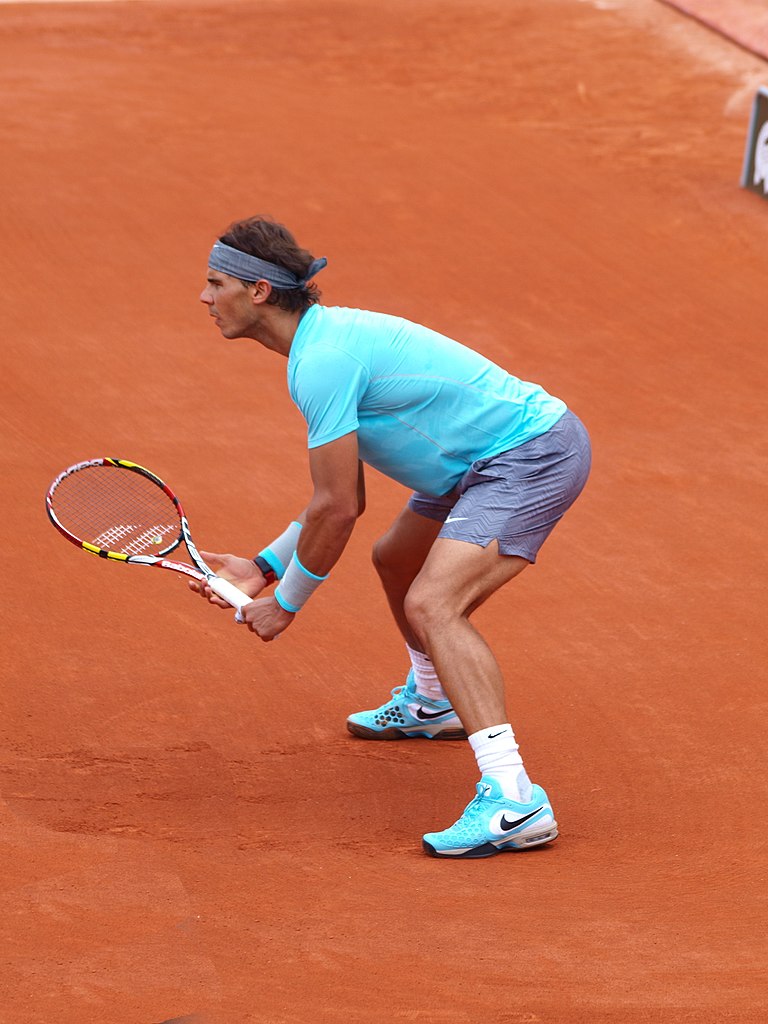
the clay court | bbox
[1,0,766,1020]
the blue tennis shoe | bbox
[423,776,558,858]
[346,670,466,740]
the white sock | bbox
[406,644,450,703]
[469,724,533,803]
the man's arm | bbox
[236,432,363,641]
[295,431,364,575]
[189,438,364,616]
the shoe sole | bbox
[422,825,558,859]
[346,722,467,741]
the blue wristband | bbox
[274,552,329,613]
[258,521,303,579]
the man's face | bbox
[200,269,259,339]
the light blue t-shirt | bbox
[287,305,566,497]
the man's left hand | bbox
[239,596,295,641]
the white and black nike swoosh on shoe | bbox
[346,670,466,740]
[414,705,458,721]
[422,777,558,858]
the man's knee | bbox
[371,532,396,579]
[403,579,449,640]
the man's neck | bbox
[247,306,305,357]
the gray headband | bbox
[209,240,327,289]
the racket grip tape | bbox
[207,576,253,620]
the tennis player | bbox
[194,216,591,859]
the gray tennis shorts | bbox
[408,410,591,563]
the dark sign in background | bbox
[742,86,768,198]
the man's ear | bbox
[250,279,273,305]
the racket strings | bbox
[51,465,182,556]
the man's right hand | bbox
[189,551,268,607]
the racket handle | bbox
[207,576,253,618]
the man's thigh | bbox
[438,411,591,563]
[411,536,529,616]
[374,505,445,577]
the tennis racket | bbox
[45,458,251,619]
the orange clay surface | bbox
[1,1,766,1021]
[660,0,768,60]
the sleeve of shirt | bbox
[290,345,370,448]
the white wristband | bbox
[258,520,302,578]
[274,553,328,613]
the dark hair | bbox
[218,216,321,314]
